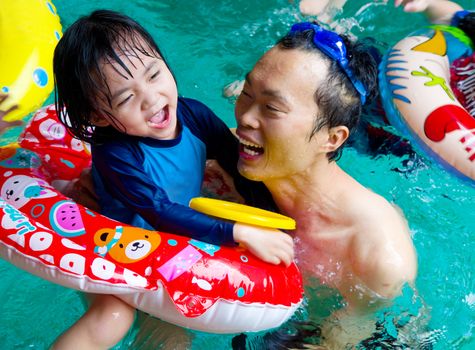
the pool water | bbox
[1,0,474,349]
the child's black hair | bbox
[53,10,175,143]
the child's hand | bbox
[0,94,22,135]
[394,0,433,12]
[233,222,295,266]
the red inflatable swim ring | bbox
[0,105,303,333]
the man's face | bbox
[235,47,332,182]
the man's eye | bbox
[266,104,280,112]
[150,70,160,80]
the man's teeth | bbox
[243,147,260,156]
[238,136,261,149]
[238,136,263,155]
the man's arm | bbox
[350,201,417,302]
[319,201,417,349]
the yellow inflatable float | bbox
[0,0,62,121]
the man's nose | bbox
[237,107,260,129]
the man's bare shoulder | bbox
[346,187,417,298]
[344,185,406,233]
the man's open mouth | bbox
[238,136,264,156]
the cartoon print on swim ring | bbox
[94,226,161,264]
[1,174,56,209]
[18,105,92,181]
[379,25,475,183]
[0,148,41,170]
[49,200,86,237]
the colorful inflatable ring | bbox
[0,0,62,121]
[379,25,475,183]
[0,105,303,333]
[190,197,296,230]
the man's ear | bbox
[91,113,110,127]
[323,126,349,153]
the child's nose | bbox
[141,89,157,110]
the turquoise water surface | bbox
[1,0,474,349]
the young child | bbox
[52,10,294,349]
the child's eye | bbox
[150,70,160,80]
[117,94,132,107]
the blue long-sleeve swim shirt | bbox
[92,97,274,246]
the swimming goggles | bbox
[289,22,367,105]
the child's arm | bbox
[93,141,235,245]
[93,141,294,265]
[395,0,463,24]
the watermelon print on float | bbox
[49,200,86,237]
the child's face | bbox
[94,43,179,140]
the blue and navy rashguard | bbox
[92,97,274,246]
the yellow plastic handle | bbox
[189,197,296,230]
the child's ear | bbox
[91,113,110,127]
[322,126,349,153]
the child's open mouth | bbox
[148,106,170,128]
